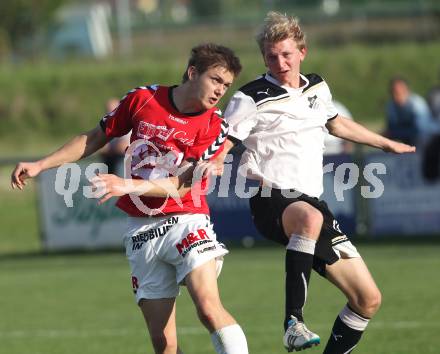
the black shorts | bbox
[249,187,357,277]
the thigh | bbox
[185,259,221,308]
[312,202,360,276]
[249,189,293,245]
[157,214,229,285]
[125,217,180,302]
[325,257,380,311]
[184,259,235,332]
[139,298,178,345]
[250,188,328,245]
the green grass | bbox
[1,155,440,353]
[0,165,40,254]
[0,244,439,354]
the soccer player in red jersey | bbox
[11,43,248,354]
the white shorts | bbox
[123,214,229,302]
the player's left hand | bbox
[90,173,133,204]
[383,140,416,154]
[198,161,220,178]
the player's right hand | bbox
[383,140,416,154]
[11,162,42,190]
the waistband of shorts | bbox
[256,186,318,201]
[127,212,182,221]
[127,213,210,226]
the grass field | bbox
[1,166,440,353]
[1,244,439,354]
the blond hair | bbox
[256,11,306,54]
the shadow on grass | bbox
[1,235,440,262]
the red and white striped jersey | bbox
[100,84,228,216]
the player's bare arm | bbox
[91,160,216,205]
[11,125,109,190]
[326,114,416,154]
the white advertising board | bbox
[37,165,126,250]
[366,152,440,236]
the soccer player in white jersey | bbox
[11,43,249,354]
[217,12,415,353]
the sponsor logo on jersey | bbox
[176,228,213,257]
[168,114,188,124]
[137,122,195,146]
[257,88,270,96]
[173,130,195,146]
[131,216,179,250]
[307,94,318,109]
[138,122,174,141]
[197,245,217,255]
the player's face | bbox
[391,81,410,106]
[191,65,234,110]
[263,38,306,87]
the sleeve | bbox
[186,114,229,162]
[320,81,338,121]
[223,91,258,142]
[99,89,144,138]
[332,100,353,120]
[412,94,440,134]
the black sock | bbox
[322,314,365,354]
[284,249,314,330]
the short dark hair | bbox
[182,43,242,82]
[389,76,408,92]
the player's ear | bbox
[300,47,307,62]
[187,66,198,81]
[262,51,269,68]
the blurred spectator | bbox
[422,134,440,182]
[386,77,439,146]
[100,98,130,174]
[324,100,353,155]
[427,72,440,121]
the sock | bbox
[210,324,248,354]
[284,235,316,330]
[323,304,370,354]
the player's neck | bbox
[284,74,303,89]
[172,85,203,114]
[269,71,303,88]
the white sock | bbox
[210,324,248,354]
[286,234,316,255]
[339,304,370,331]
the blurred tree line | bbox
[0,0,68,59]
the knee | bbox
[150,332,178,354]
[300,208,323,232]
[355,289,382,318]
[195,298,222,328]
[283,204,323,237]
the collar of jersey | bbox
[264,72,309,92]
[168,85,206,117]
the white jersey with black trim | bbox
[224,73,338,198]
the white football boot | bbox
[283,316,320,352]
